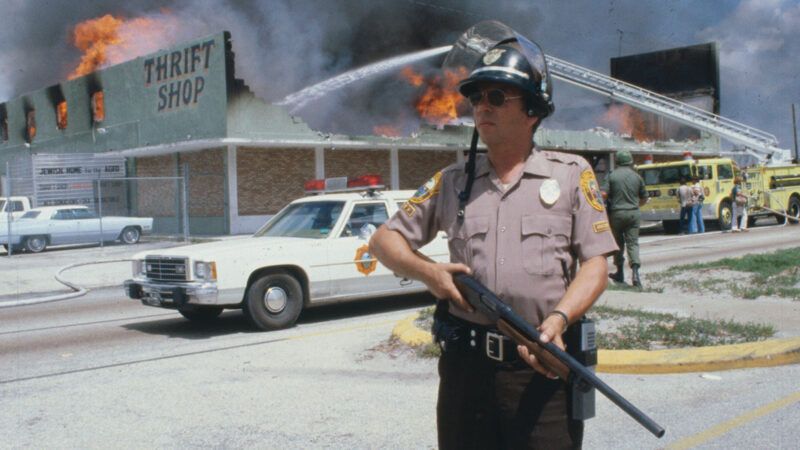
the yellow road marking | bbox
[667,390,800,449]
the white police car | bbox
[124,175,448,330]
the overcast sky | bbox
[1,0,797,149]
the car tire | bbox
[120,227,141,244]
[243,272,304,331]
[24,236,47,253]
[179,306,224,322]
[718,201,733,231]
[787,196,800,225]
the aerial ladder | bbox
[545,55,790,163]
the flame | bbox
[68,13,176,79]
[599,103,663,142]
[373,125,401,137]
[56,101,68,129]
[92,91,105,122]
[401,67,468,125]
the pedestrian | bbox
[677,177,693,234]
[601,150,649,288]
[370,36,618,449]
[731,176,749,232]
[689,176,705,234]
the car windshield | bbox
[254,201,345,239]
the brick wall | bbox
[399,150,458,189]
[324,149,391,185]
[237,147,316,215]
[178,148,225,217]
[135,154,177,217]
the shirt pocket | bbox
[448,215,490,268]
[521,214,571,275]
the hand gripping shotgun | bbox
[453,273,666,438]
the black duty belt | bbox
[433,310,518,363]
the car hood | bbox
[133,236,324,261]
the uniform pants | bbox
[609,209,641,268]
[437,349,583,450]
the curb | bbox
[392,312,800,374]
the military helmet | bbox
[615,150,633,166]
[458,36,554,118]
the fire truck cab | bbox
[638,157,740,232]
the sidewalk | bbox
[393,289,800,374]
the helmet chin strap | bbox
[457,128,480,224]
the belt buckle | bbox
[486,331,504,361]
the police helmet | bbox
[615,150,633,166]
[458,36,554,118]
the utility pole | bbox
[792,103,798,163]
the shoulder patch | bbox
[580,169,605,211]
[409,171,442,204]
[592,220,610,233]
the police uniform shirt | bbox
[386,149,619,326]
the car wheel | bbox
[120,226,141,244]
[243,272,304,331]
[179,306,224,322]
[24,236,47,253]
[718,201,733,231]
[787,196,800,225]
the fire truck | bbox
[638,155,800,231]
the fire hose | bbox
[0,259,131,308]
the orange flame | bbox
[68,13,175,79]
[373,125,402,137]
[56,101,68,129]
[600,103,663,142]
[92,91,105,123]
[401,67,468,125]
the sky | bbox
[0,0,798,150]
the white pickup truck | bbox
[124,180,449,331]
[0,196,33,221]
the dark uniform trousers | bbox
[437,348,584,449]
[609,209,641,268]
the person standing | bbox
[731,176,749,232]
[689,176,705,234]
[369,37,617,449]
[677,177,693,234]
[601,150,649,288]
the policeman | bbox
[370,36,618,449]
[600,150,648,288]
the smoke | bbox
[0,1,798,145]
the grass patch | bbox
[588,305,775,350]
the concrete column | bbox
[390,148,400,190]
[226,145,239,234]
[315,147,325,179]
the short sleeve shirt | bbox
[385,149,618,326]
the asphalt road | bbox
[1,222,799,448]
[2,286,798,449]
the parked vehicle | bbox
[0,196,33,222]
[0,205,153,253]
[124,175,449,330]
[638,155,800,232]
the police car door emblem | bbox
[483,48,506,65]
[354,244,377,276]
[539,179,560,205]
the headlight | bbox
[132,260,146,278]
[194,261,217,281]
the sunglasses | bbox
[468,89,523,107]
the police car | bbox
[124,175,448,330]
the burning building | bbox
[0,31,720,235]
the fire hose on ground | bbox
[0,259,132,309]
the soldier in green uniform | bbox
[601,150,648,288]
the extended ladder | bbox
[545,55,787,159]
